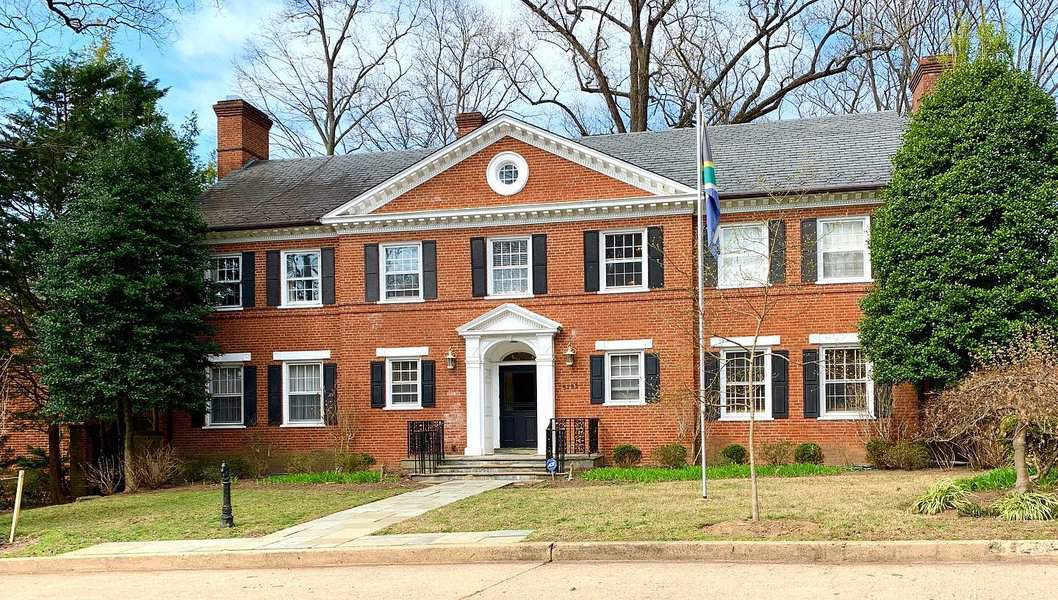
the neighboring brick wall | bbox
[1,394,48,464]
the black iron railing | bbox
[545,418,599,473]
[407,420,445,474]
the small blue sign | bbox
[545,458,558,473]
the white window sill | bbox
[818,414,875,421]
[203,424,246,429]
[280,422,326,428]
[378,297,424,304]
[278,303,323,309]
[384,405,423,411]
[213,306,243,312]
[597,286,649,295]
[717,282,768,290]
[719,414,773,422]
[816,277,873,285]
[603,400,646,407]
[484,293,533,301]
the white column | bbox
[535,333,556,455]
[464,335,485,456]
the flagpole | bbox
[696,96,708,499]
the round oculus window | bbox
[486,152,529,195]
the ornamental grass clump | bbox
[910,480,972,515]
[991,491,1058,521]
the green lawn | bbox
[0,481,409,558]
[384,469,1058,541]
[582,463,845,482]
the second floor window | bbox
[284,251,321,305]
[602,230,645,291]
[210,256,241,308]
[488,237,530,296]
[718,224,768,288]
[817,217,870,283]
[382,243,422,301]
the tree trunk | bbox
[47,423,69,504]
[1013,422,1031,493]
[121,398,136,492]
[748,411,759,521]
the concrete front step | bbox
[401,453,603,481]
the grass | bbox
[953,467,1058,491]
[383,469,1058,541]
[264,471,386,485]
[581,463,845,482]
[0,481,409,558]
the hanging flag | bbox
[698,118,721,257]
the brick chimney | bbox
[455,111,486,138]
[909,55,950,112]
[214,99,273,179]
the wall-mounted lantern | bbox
[445,348,457,370]
[564,343,576,367]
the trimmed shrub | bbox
[612,444,643,467]
[865,438,894,468]
[653,444,688,468]
[720,444,747,465]
[794,442,824,465]
[992,491,1058,521]
[887,441,930,470]
[910,480,972,515]
[335,452,376,473]
[760,441,794,466]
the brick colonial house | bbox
[2,60,949,475]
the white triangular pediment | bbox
[457,303,562,336]
[320,116,694,223]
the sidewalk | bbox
[65,479,527,556]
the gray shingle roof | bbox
[201,111,906,230]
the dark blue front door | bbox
[499,365,537,448]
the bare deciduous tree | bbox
[236,0,421,157]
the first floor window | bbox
[821,347,872,417]
[209,255,242,308]
[489,237,530,296]
[208,365,243,425]
[388,359,421,407]
[286,362,323,423]
[602,230,645,290]
[284,250,321,305]
[818,217,870,282]
[382,243,422,300]
[718,224,769,288]
[721,349,769,418]
[606,352,644,404]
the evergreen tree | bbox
[36,117,215,491]
[860,26,1058,388]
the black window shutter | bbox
[875,382,892,418]
[470,237,487,297]
[589,355,605,404]
[321,247,336,305]
[267,365,283,425]
[645,353,661,402]
[648,226,664,288]
[421,360,436,408]
[370,361,385,408]
[703,354,720,420]
[703,248,718,288]
[242,365,258,426]
[241,252,256,308]
[323,363,338,425]
[584,230,600,292]
[190,409,205,428]
[800,218,818,283]
[771,350,789,419]
[803,349,820,418]
[266,250,281,306]
[364,244,379,302]
[532,234,548,295]
[768,220,786,284]
[422,241,437,300]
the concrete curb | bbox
[3,540,1058,575]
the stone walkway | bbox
[66,479,528,556]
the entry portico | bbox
[457,304,560,456]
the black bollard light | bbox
[220,461,234,528]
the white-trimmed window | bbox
[488,237,531,296]
[605,351,645,404]
[720,348,771,419]
[284,362,323,424]
[601,229,647,291]
[209,255,241,308]
[208,365,243,426]
[283,250,321,306]
[817,217,871,283]
[820,346,873,418]
[381,243,422,301]
[387,358,421,408]
[718,223,768,289]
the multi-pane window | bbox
[606,352,643,403]
[388,359,421,407]
[721,350,768,417]
[382,244,422,301]
[718,224,768,288]
[210,256,241,308]
[602,231,645,290]
[818,217,870,282]
[284,251,321,305]
[489,238,530,296]
[498,163,519,185]
[822,347,872,416]
[286,362,323,423]
[208,365,243,426]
